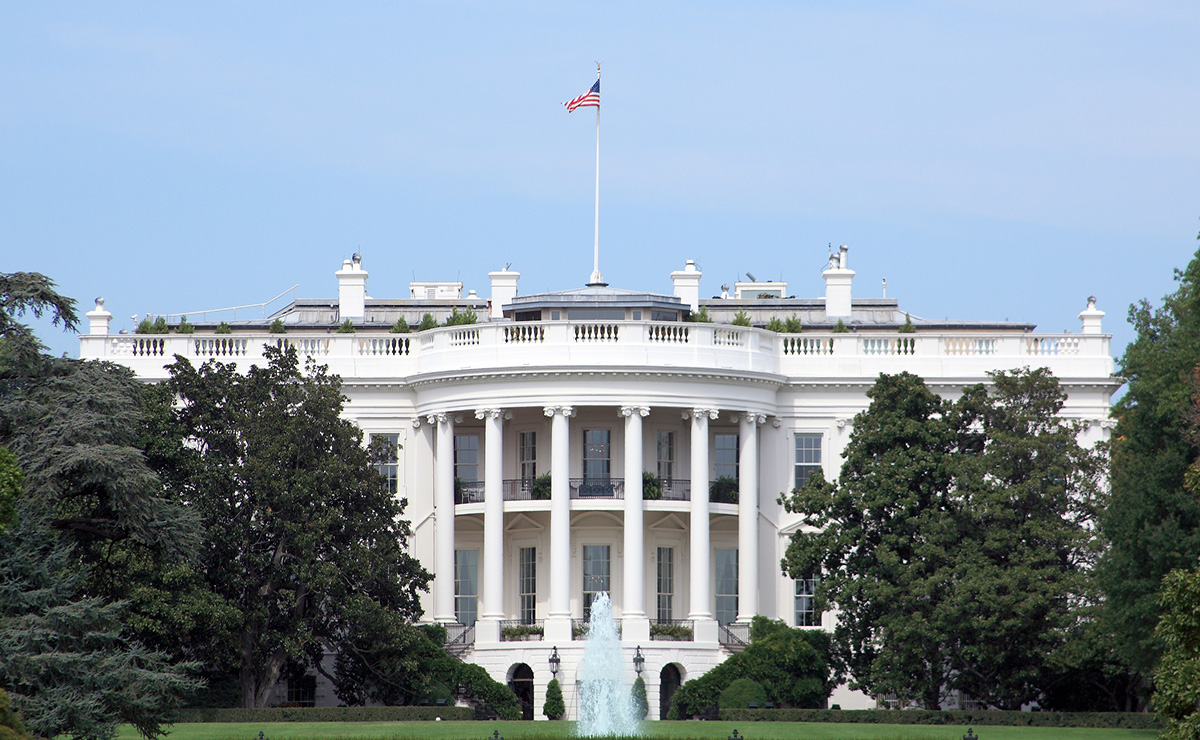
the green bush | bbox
[832,319,849,333]
[543,678,565,720]
[0,689,32,740]
[530,473,552,500]
[732,309,752,327]
[689,306,713,323]
[269,318,286,334]
[649,623,693,640]
[642,471,662,500]
[418,313,437,331]
[136,316,170,334]
[178,706,474,722]
[785,314,803,333]
[765,317,786,333]
[709,476,739,504]
[391,317,411,334]
[444,307,478,326]
[631,676,649,719]
[899,313,916,333]
[336,319,356,333]
[715,708,1163,729]
[500,624,543,639]
[176,315,195,334]
[719,677,768,709]
[215,322,233,335]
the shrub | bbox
[765,317,786,333]
[336,319,356,333]
[642,471,662,500]
[732,309,752,327]
[418,313,437,331]
[0,689,32,740]
[215,322,233,335]
[530,473,552,500]
[176,315,195,334]
[649,623,693,640]
[714,708,1163,729]
[136,317,169,334]
[832,319,849,333]
[391,317,411,334]
[785,314,803,333]
[631,676,649,719]
[720,678,768,709]
[444,307,478,326]
[899,313,916,333]
[543,678,565,720]
[269,318,287,334]
[689,306,713,323]
[709,476,739,504]
[178,706,474,722]
[500,624,543,639]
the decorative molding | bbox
[771,418,782,428]
[543,405,576,418]
[742,412,766,426]
[836,417,852,430]
[619,405,651,418]
[475,408,503,420]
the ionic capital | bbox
[543,405,575,418]
[475,408,503,420]
[620,405,651,418]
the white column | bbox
[479,408,505,624]
[622,405,650,639]
[433,413,456,623]
[737,413,763,623]
[688,408,718,621]
[545,405,574,640]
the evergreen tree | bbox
[631,676,648,719]
[543,678,565,720]
[1153,564,1200,740]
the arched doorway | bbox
[508,663,534,720]
[660,664,682,720]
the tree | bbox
[543,678,565,720]
[0,448,19,536]
[1098,240,1200,683]
[1153,564,1200,740]
[630,676,648,719]
[159,346,430,707]
[0,271,77,376]
[0,688,33,740]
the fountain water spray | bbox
[576,592,642,736]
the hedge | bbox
[178,706,474,722]
[716,708,1163,730]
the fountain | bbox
[576,592,642,737]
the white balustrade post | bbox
[737,413,763,623]
[622,405,651,641]
[433,413,457,623]
[545,405,575,642]
[478,408,505,643]
[689,408,717,625]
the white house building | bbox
[79,247,1119,718]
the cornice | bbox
[405,365,788,389]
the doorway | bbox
[660,664,682,719]
[509,663,534,720]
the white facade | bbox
[81,253,1118,717]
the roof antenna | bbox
[882,278,887,298]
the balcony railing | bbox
[454,480,485,504]
[499,619,545,642]
[650,618,694,641]
[657,479,691,501]
[708,478,740,504]
[570,477,624,499]
[443,622,475,657]
[572,618,621,640]
[719,622,750,652]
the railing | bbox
[719,622,750,651]
[502,479,549,501]
[650,619,694,641]
[454,481,485,504]
[658,479,691,501]
[569,477,624,499]
[572,618,621,640]
[499,619,544,642]
[708,479,740,504]
[444,623,475,656]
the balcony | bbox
[499,620,544,642]
[454,480,485,504]
[570,477,624,499]
[650,619,694,641]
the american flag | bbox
[564,79,600,112]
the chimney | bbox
[823,244,854,319]
[1079,296,1105,334]
[488,267,520,319]
[671,259,702,312]
[86,297,112,335]
[336,254,368,320]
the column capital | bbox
[742,412,766,426]
[475,408,504,420]
[412,417,424,428]
[687,407,719,421]
[543,405,575,418]
[619,405,651,418]
[428,412,449,425]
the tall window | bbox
[795,576,820,627]
[794,434,822,489]
[454,549,478,626]
[582,430,610,480]
[374,433,399,493]
[582,544,611,621]
[656,547,674,622]
[714,548,738,626]
[714,433,739,480]
[454,434,479,482]
[519,431,537,482]
[519,547,537,624]
[657,431,675,480]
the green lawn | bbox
[118,721,1160,740]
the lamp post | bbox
[633,645,645,676]
[549,646,561,678]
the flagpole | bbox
[589,62,604,286]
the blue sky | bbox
[3,2,1198,366]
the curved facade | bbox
[81,253,1119,716]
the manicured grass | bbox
[118,721,1160,740]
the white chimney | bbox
[488,268,520,319]
[1079,295,1105,334]
[336,255,369,320]
[671,259,702,312]
[823,244,854,319]
[86,297,112,335]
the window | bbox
[374,433,399,493]
[715,548,738,626]
[657,431,675,481]
[582,429,610,480]
[582,544,610,621]
[795,576,820,627]
[519,547,537,624]
[285,672,316,707]
[794,434,822,489]
[454,549,478,626]
[656,547,674,622]
[714,433,739,480]
[454,434,479,482]
[519,431,537,482]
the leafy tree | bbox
[718,677,766,709]
[0,688,33,740]
[1098,241,1200,683]
[158,346,430,707]
[1153,564,1200,740]
[543,678,565,720]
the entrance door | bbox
[660,664,682,720]
[509,663,534,720]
